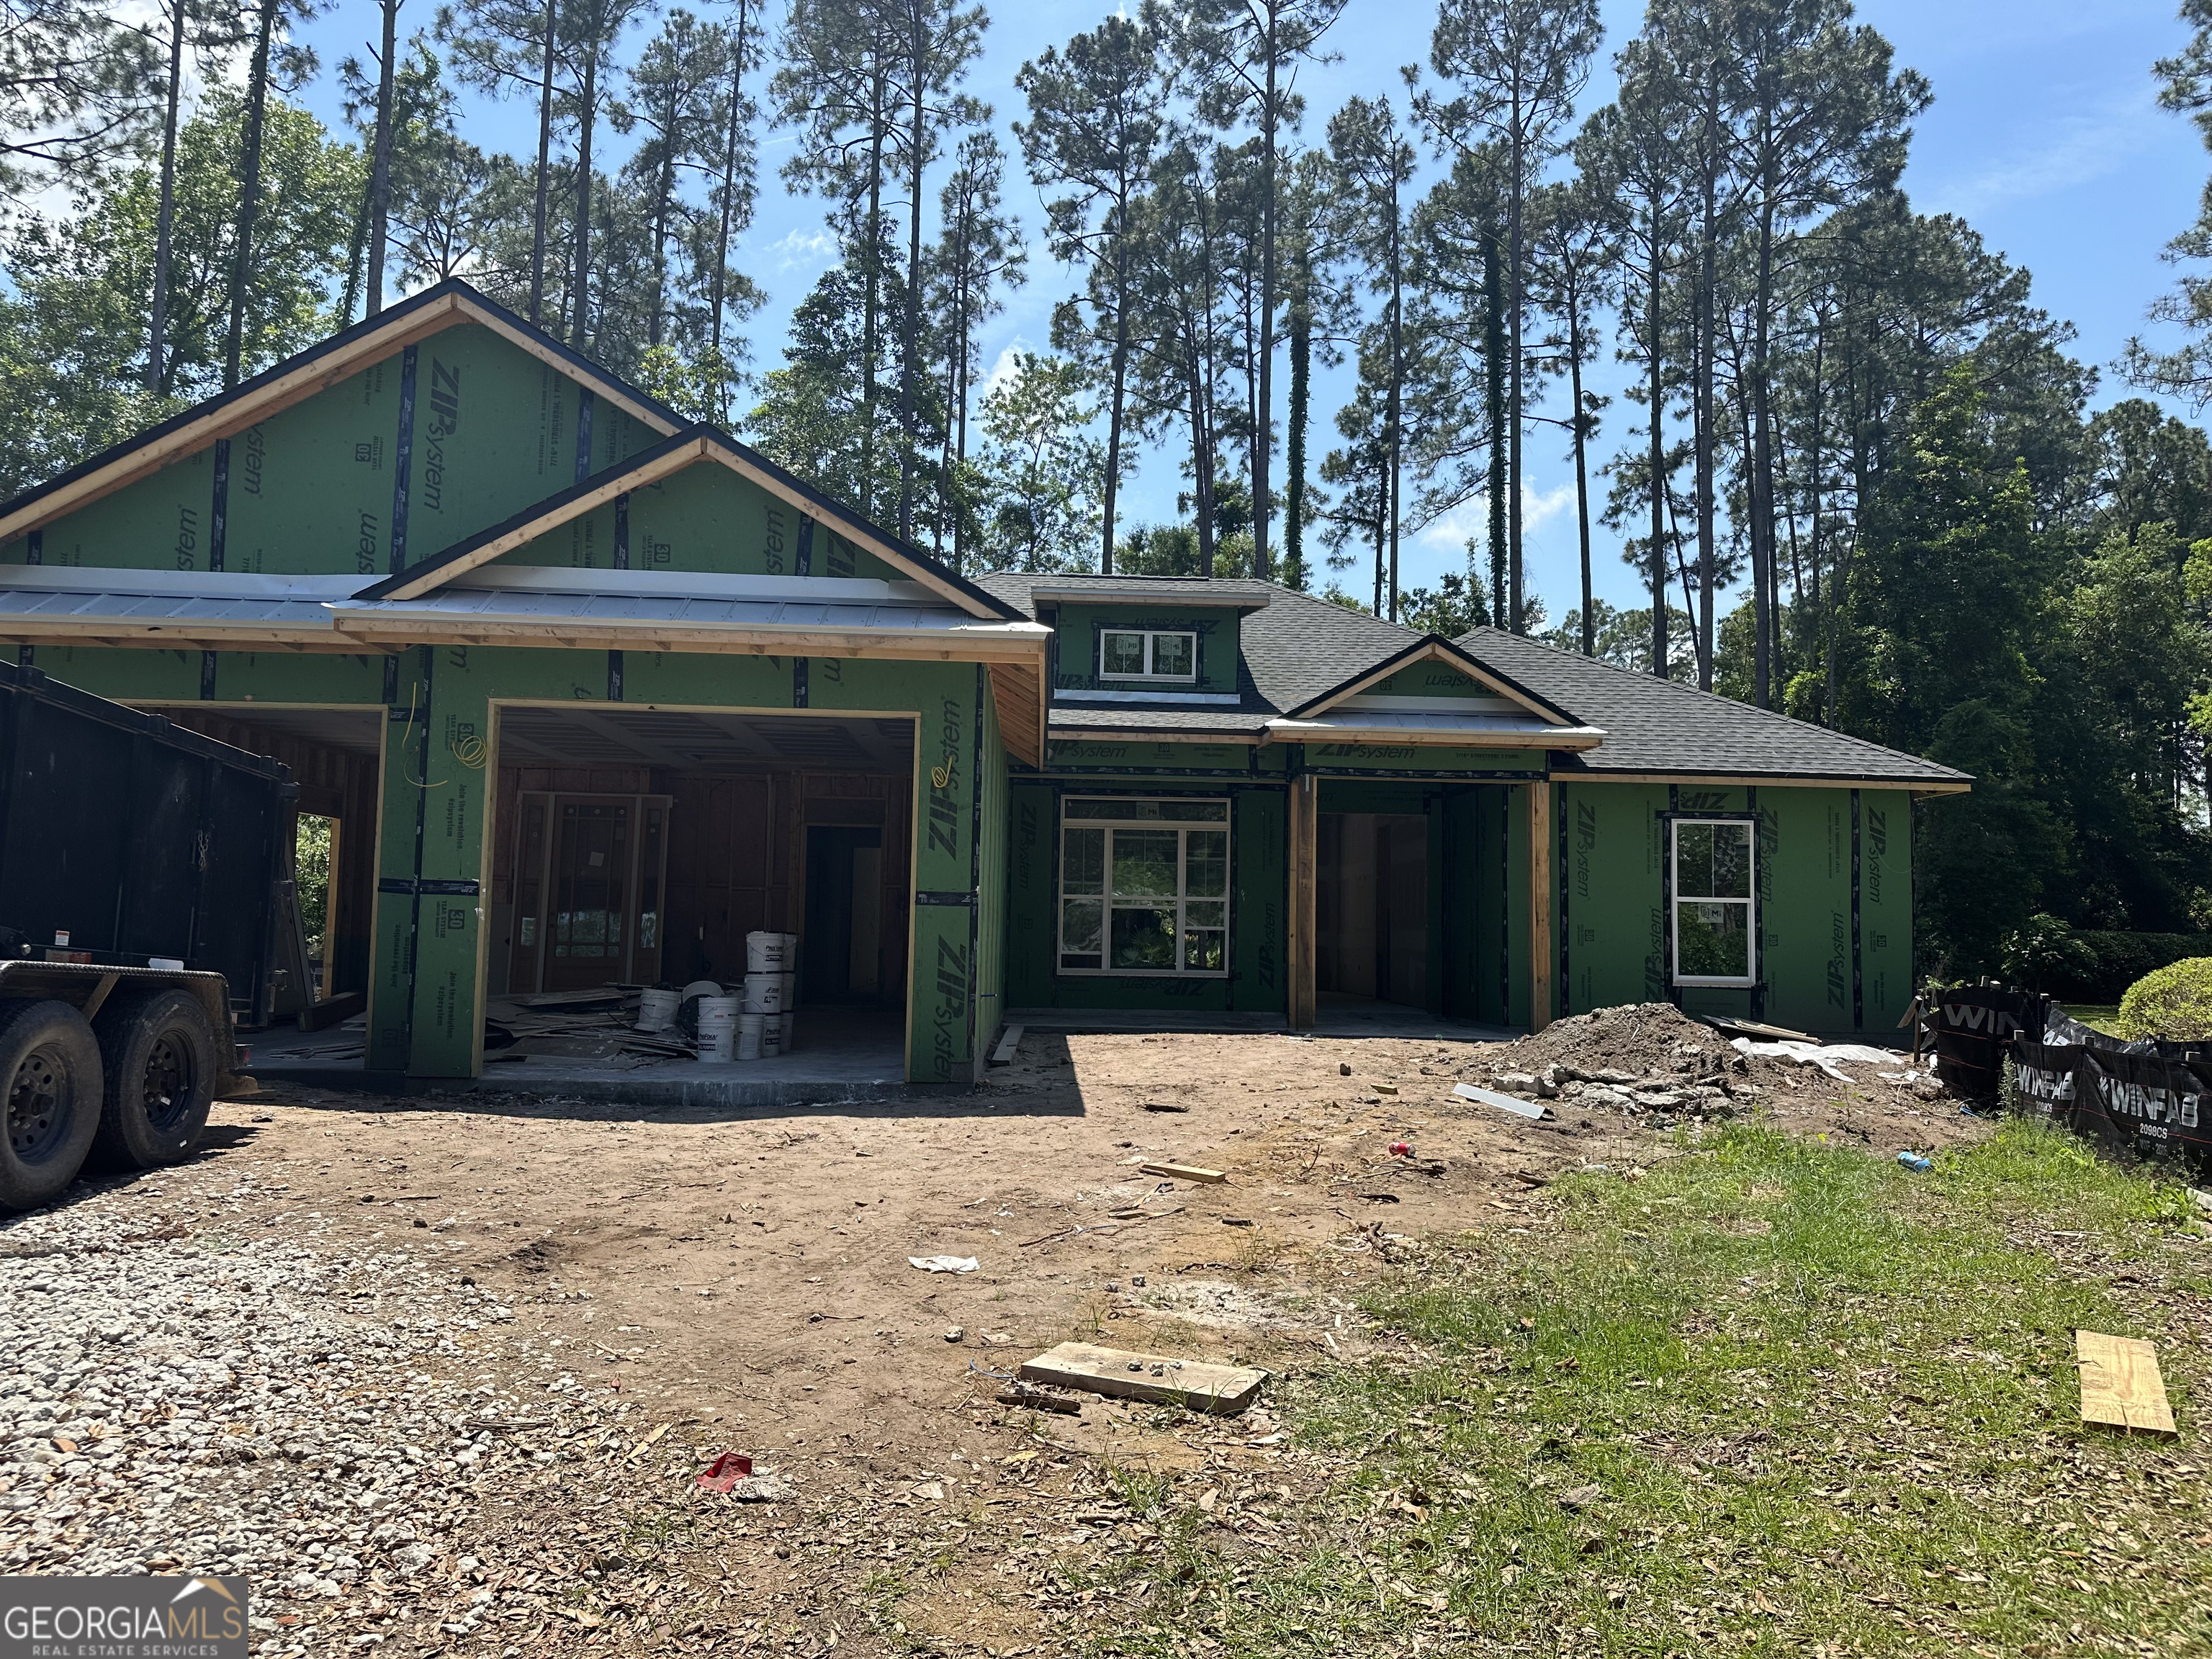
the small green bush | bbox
[2114,956,2212,1040]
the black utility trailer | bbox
[0,661,293,1211]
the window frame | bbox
[1667,814,1759,989]
[1097,627,1200,684]
[1056,795,1231,979]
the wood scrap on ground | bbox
[1141,1161,1226,1183]
[2076,1329,2177,1437]
[1018,1341,1266,1414]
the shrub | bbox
[2114,956,2212,1040]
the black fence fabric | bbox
[2008,1017,2212,1174]
[1935,987,2051,1100]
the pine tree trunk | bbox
[897,5,925,542]
[529,0,557,326]
[1647,221,1668,681]
[147,0,187,393]
[1483,219,1506,627]
[1569,286,1593,657]
[367,0,400,318]
[1694,166,1717,691]
[1284,254,1308,591]
[1750,184,1779,709]
[223,0,280,390]
[709,0,750,357]
[1251,11,1278,583]
[1102,238,1129,576]
[1385,190,1403,622]
[1506,117,1524,633]
[570,32,598,351]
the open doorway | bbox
[138,704,383,1027]
[1317,811,1431,1014]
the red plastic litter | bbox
[1388,1141,1412,1156]
[696,1452,755,1492]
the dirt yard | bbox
[3,1008,1996,1655]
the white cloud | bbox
[980,341,1028,397]
[765,227,837,271]
[1413,481,1577,550]
[1923,90,2163,219]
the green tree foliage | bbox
[0,89,359,495]
[973,351,1104,572]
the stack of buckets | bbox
[734,931,799,1060]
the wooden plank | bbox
[2077,1330,2177,1437]
[1527,780,1553,1032]
[1017,1342,1266,1415]
[1140,1161,1226,1184]
[988,1024,1023,1066]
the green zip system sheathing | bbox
[1002,776,1287,1015]
[1,325,663,575]
[1553,781,1913,1035]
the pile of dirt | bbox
[1491,1001,1741,1087]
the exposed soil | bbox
[8,1014,1990,1654]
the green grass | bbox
[2062,1003,2123,1035]
[1062,1123,2211,1658]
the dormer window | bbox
[1100,628,1196,682]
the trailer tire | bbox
[0,999,103,1212]
[91,990,218,1171]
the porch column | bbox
[1287,772,1316,1029]
[1527,778,1553,1031]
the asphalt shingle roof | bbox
[971,572,1966,786]
[1457,626,1970,786]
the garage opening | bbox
[487,705,915,1077]
[1316,810,1431,1016]
[141,704,383,1028]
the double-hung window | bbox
[1058,797,1228,976]
[1670,817,1755,986]
[1099,629,1197,682]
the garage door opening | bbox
[487,705,916,1082]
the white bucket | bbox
[745,930,788,973]
[774,1012,797,1053]
[743,971,785,1013]
[760,1013,783,1057]
[695,995,741,1061]
[736,1011,765,1061]
[778,970,797,1008]
[636,987,680,1032]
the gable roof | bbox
[0,279,688,544]
[1456,626,1972,790]
[1280,632,1577,724]
[0,277,1025,624]
[356,426,1025,621]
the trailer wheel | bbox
[0,1000,103,1212]
[92,990,219,1171]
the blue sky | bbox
[291,0,2212,608]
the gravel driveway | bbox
[0,1157,640,1655]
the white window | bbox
[1058,797,1228,976]
[1670,818,1755,986]
[1099,628,1197,682]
